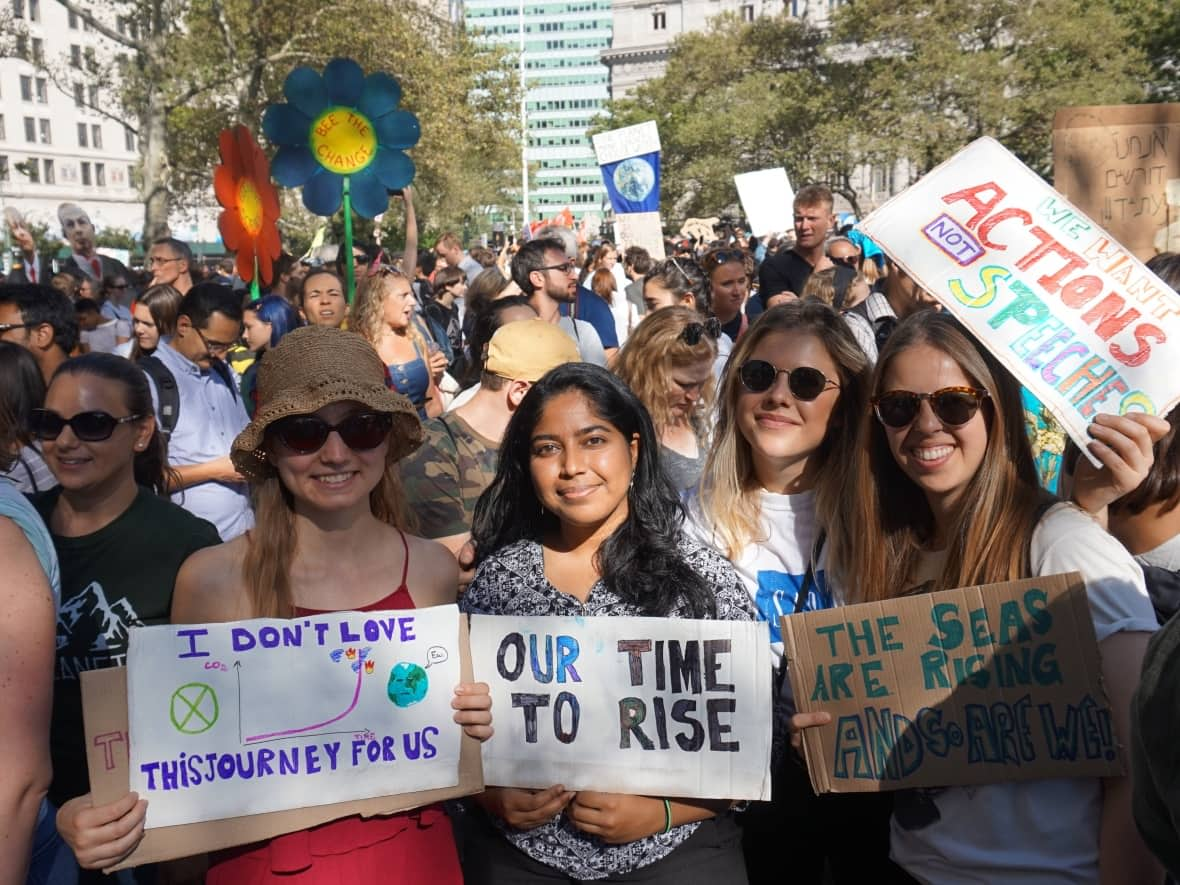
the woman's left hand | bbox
[452,682,493,741]
[1071,413,1170,516]
[566,792,665,844]
[428,347,448,383]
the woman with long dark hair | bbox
[461,362,754,883]
[33,354,222,880]
[0,341,56,493]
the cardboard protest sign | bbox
[81,614,482,869]
[126,604,464,829]
[470,614,772,800]
[1053,103,1180,260]
[782,573,1122,794]
[734,168,795,237]
[859,137,1180,462]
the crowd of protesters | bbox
[3,180,1180,885]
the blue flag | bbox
[600,151,660,214]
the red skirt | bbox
[207,805,460,884]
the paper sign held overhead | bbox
[734,168,795,237]
[127,605,465,829]
[782,573,1121,794]
[470,614,772,801]
[592,120,661,166]
[859,137,1180,463]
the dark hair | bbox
[74,297,101,314]
[623,246,653,276]
[465,267,512,319]
[131,283,183,360]
[472,363,716,618]
[245,295,302,350]
[272,252,296,281]
[460,294,535,389]
[417,249,437,277]
[152,237,193,270]
[50,353,174,495]
[334,243,371,278]
[510,237,566,294]
[433,265,466,291]
[179,282,244,327]
[0,283,79,354]
[642,258,711,315]
[1148,252,1180,290]
[0,341,46,464]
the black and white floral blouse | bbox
[461,533,757,880]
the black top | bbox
[758,248,815,299]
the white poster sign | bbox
[593,120,661,166]
[615,211,666,259]
[734,168,795,237]
[470,614,772,801]
[128,605,464,828]
[860,137,1180,457]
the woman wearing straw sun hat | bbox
[62,325,493,880]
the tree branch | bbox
[39,58,139,136]
[52,0,141,51]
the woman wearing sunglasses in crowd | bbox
[682,301,900,883]
[127,283,183,361]
[615,307,718,492]
[65,327,493,879]
[461,363,755,883]
[799,310,1166,884]
[240,294,303,417]
[700,247,755,343]
[351,266,443,419]
[29,354,222,880]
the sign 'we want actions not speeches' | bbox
[860,136,1180,463]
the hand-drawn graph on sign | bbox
[170,682,218,734]
[128,606,464,828]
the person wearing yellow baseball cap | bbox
[400,318,580,570]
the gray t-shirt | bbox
[661,443,703,492]
[557,316,606,366]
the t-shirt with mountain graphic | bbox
[33,486,221,806]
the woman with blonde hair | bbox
[350,266,443,418]
[683,299,888,883]
[807,310,1165,883]
[615,307,718,491]
[59,326,494,879]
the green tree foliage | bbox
[603,1,1155,219]
[52,0,520,244]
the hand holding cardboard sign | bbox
[567,791,666,844]
[1070,413,1170,519]
[57,791,147,870]
[451,681,494,740]
[480,785,575,830]
[788,711,831,754]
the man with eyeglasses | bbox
[0,284,78,383]
[147,236,195,295]
[511,238,607,367]
[142,283,253,539]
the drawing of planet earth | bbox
[387,662,428,707]
[613,157,654,202]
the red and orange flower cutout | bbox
[214,125,282,285]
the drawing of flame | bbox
[345,648,357,660]
[364,660,375,674]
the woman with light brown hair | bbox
[350,266,443,418]
[614,306,718,491]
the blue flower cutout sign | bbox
[262,58,420,218]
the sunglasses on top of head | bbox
[267,411,394,455]
[29,409,146,442]
[872,386,989,429]
[680,316,721,345]
[738,360,839,400]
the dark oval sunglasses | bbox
[872,386,989,429]
[29,409,146,442]
[738,360,839,401]
[267,411,394,455]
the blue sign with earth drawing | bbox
[600,150,661,214]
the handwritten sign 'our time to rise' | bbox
[782,573,1123,794]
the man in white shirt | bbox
[510,237,606,366]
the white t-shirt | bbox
[890,503,1158,884]
[684,487,833,667]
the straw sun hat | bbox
[230,325,422,482]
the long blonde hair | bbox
[614,307,717,438]
[699,302,870,560]
[242,445,414,618]
[349,270,428,354]
[827,311,1045,604]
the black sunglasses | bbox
[680,317,721,345]
[267,411,394,455]
[738,360,839,400]
[872,387,989,429]
[707,250,745,267]
[29,409,145,442]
